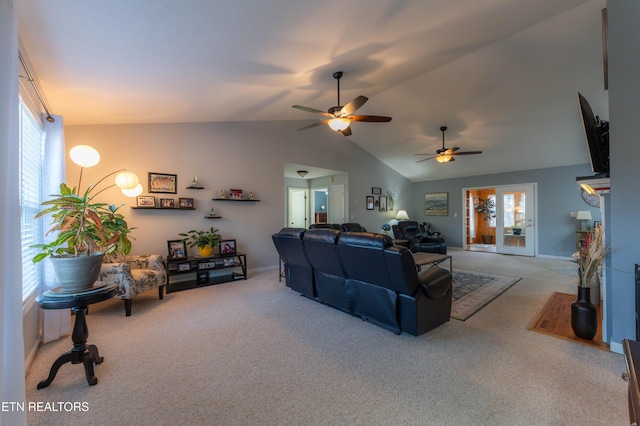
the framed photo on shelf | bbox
[160,198,175,208]
[425,192,448,216]
[372,187,382,195]
[219,239,237,255]
[229,189,243,200]
[136,195,155,207]
[179,197,194,209]
[379,196,388,212]
[167,240,187,260]
[148,172,177,193]
[178,262,191,272]
[366,195,374,210]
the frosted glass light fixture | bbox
[328,117,350,131]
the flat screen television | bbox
[577,92,609,177]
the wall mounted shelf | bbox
[132,207,196,210]
[212,198,260,202]
[205,216,222,219]
[186,186,204,190]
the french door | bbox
[495,184,536,256]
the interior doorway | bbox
[465,183,536,256]
[311,188,328,224]
[288,187,308,228]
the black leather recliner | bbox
[309,223,342,230]
[302,229,348,312]
[341,223,367,232]
[337,232,452,335]
[393,220,446,254]
[271,228,315,298]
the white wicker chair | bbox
[100,254,167,316]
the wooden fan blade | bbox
[450,151,482,156]
[348,115,392,122]
[297,120,329,131]
[292,105,332,117]
[340,96,368,116]
[340,126,352,136]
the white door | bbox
[495,184,536,256]
[287,187,308,228]
[331,184,345,224]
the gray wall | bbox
[65,121,412,271]
[608,0,640,350]
[412,163,600,256]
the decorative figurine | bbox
[190,176,200,188]
[249,191,255,200]
[219,189,226,199]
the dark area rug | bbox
[451,269,521,320]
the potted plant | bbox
[570,226,606,340]
[179,227,222,257]
[31,182,135,292]
[474,196,496,244]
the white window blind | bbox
[19,98,45,303]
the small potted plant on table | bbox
[179,227,222,257]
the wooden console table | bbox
[166,252,247,293]
[623,339,640,424]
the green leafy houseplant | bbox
[474,196,496,221]
[179,227,222,251]
[31,182,134,263]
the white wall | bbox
[65,121,412,271]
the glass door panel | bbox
[495,184,535,256]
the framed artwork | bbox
[219,239,237,255]
[179,197,194,209]
[160,198,175,208]
[167,240,186,260]
[136,195,155,207]
[379,196,388,212]
[425,192,448,216]
[178,262,192,272]
[148,172,177,193]
[229,189,243,200]
[372,187,382,195]
[366,196,374,210]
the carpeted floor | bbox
[24,249,628,425]
[451,269,521,321]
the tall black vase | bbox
[571,286,598,340]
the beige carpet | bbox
[25,249,628,425]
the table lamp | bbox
[576,210,592,231]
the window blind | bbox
[19,98,45,302]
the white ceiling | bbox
[17,0,608,182]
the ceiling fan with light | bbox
[292,71,392,136]
[414,126,482,163]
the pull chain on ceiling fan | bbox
[292,71,392,137]
[414,126,482,164]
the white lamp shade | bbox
[69,145,100,167]
[395,210,409,220]
[115,171,140,190]
[576,211,592,221]
[121,183,143,197]
[328,117,350,131]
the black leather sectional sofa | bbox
[272,228,452,336]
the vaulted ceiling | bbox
[17,0,608,182]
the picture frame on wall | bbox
[425,192,448,216]
[379,196,387,212]
[179,198,194,209]
[219,239,237,255]
[372,187,382,195]
[167,240,187,260]
[149,172,177,193]
[366,196,374,210]
[160,198,175,208]
[136,195,155,207]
